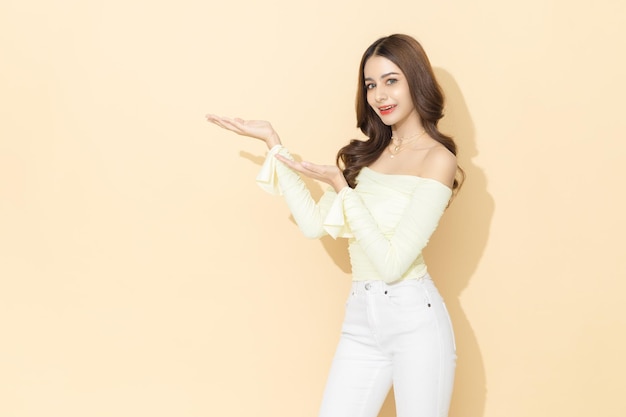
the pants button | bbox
[365,283,371,290]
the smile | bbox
[378,105,396,115]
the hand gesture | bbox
[275,154,348,192]
[205,114,281,149]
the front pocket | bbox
[385,283,429,313]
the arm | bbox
[275,147,452,280]
[276,145,456,281]
[341,149,456,282]
[258,145,337,238]
[205,114,339,238]
[341,180,452,283]
[205,115,282,149]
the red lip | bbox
[379,104,396,115]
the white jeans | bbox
[318,276,456,417]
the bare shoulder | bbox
[420,144,457,188]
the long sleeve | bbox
[256,145,338,239]
[335,174,452,283]
[256,147,452,283]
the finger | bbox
[276,157,311,175]
[277,157,320,177]
[300,161,325,175]
[297,164,322,178]
[218,118,239,128]
[205,114,221,124]
[206,114,240,127]
[206,115,233,128]
[218,119,247,134]
[300,161,316,170]
[274,154,290,163]
[210,118,235,130]
[206,114,231,123]
[209,120,245,136]
[275,155,298,169]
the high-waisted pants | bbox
[318,276,456,417]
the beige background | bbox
[1,0,625,416]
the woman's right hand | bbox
[205,114,281,149]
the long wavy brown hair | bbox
[337,34,464,193]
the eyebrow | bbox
[364,72,400,82]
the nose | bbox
[375,88,387,103]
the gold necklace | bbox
[388,130,427,158]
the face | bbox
[363,55,419,129]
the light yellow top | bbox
[257,145,452,283]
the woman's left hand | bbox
[275,154,348,193]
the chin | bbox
[378,115,396,126]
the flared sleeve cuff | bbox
[255,144,284,195]
[323,187,353,239]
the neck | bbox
[391,123,425,141]
[391,109,423,137]
[392,129,426,142]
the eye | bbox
[386,78,398,85]
[365,83,376,90]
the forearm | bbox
[276,158,328,238]
[257,145,334,239]
[342,183,451,282]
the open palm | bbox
[205,114,279,147]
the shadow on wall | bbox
[379,68,494,417]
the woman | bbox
[207,33,462,417]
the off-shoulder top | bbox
[256,145,452,283]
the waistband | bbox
[350,275,432,295]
